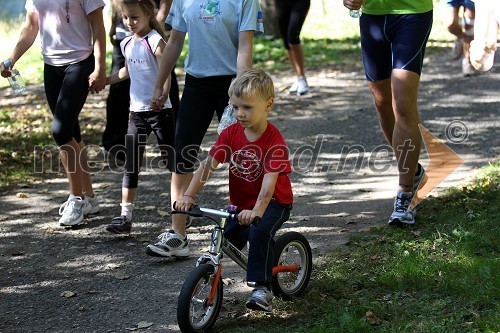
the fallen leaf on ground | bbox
[222,278,234,285]
[44,226,63,234]
[157,210,169,217]
[365,310,382,325]
[137,321,153,329]
[61,291,76,298]
[332,212,350,217]
[106,263,122,270]
[16,193,28,198]
[144,206,155,211]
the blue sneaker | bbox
[388,190,416,225]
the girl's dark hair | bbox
[114,0,167,40]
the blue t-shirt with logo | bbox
[167,0,264,77]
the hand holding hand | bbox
[88,69,106,94]
[150,86,166,111]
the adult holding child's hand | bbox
[5,0,107,227]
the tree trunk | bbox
[260,0,280,38]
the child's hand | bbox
[150,87,166,111]
[238,210,259,226]
[174,194,196,212]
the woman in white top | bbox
[1,0,107,227]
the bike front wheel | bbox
[177,264,223,333]
[271,231,312,301]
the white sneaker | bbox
[288,80,298,94]
[462,57,475,77]
[245,286,273,312]
[296,76,309,96]
[145,230,190,257]
[83,194,100,216]
[59,195,85,226]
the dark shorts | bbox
[275,0,310,48]
[122,109,175,188]
[360,11,433,81]
[446,0,475,10]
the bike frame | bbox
[191,207,301,306]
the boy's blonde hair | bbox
[228,68,275,101]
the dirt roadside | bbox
[0,48,499,333]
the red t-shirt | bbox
[209,122,293,210]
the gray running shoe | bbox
[388,190,416,225]
[146,230,190,257]
[245,286,273,312]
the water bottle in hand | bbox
[3,60,26,94]
[217,105,238,134]
[349,8,362,18]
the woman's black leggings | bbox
[275,0,310,49]
[44,54,94,146]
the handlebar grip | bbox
[252,216,261,225]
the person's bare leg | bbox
[78,140,94,198]
[368,71,422,191]
[59,139,84,197]
[447,6,463,39]
[288,43,306,77]
[463,7,475,58]
[391,69,422,191]
[122,187,137,203]
[171,172,193,236]
[367,78,395,145]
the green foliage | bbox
[216,162,500,332]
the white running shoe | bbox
[296,76,309,96]
[145,230,190,257]
[288,80,298,94]
[83,194,100,216]
[59,195,85,226]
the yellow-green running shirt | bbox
[363,0,433,15]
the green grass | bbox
[214,162,500,333]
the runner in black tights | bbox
[275,0,310,96]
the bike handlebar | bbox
[172,202,261,225]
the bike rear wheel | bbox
[177,264,223,333]
[271,231,312,300]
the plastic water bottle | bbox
[217,105,237,134]
[349,8,362,18]
[3,60,26,94]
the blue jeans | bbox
[224,202,292,285]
